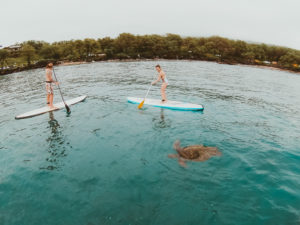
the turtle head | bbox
[173,140,182,153]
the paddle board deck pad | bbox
[15,95,87,119]
[127,97,204,111]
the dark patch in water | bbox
[39,165,58,170]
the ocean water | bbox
[0,60,300,225]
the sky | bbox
[1,0,300,50]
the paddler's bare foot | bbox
[49,105,58,110]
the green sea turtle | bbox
[168,140,221,167]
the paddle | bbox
[138,82,153,109]
[52,67,71,114]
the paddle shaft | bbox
[138,74,157,109]
[52,67,71,113]
[144,84,152,100]
[144,73,158,100]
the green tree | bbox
[24,40,48,53]
[241,51,255,63]
[251,44,266,61]
[135,35,156,58]
[74,40,86,60]
[165,34,182,59]
[265,46,288,62]
[147,35,168,58]
[114,33,138,58]
[40,44,62,60]
[204,41,218,56]
[194,46,208,59]
[21,44,36,66]
[2,33,300,73]
[279,52,300,68]
[83,38,100,61]
[181,37,198,59]
[233,40,247,61]
[99,37,115,59]
[0,49,9,69]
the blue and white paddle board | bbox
[15,95,87,119]
[127,97,204,111]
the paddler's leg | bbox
[49,94,58,110]
[46,83,51,105]
[48,84,57,109]
[161,83,167,102]
[46,94,50,105]
[49,93,54,108]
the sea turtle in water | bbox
[168,140,221,167]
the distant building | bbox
[88,53,106,57]
[263,61,271,65]
[4,44,22,51]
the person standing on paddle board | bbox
[151,65,168,102]
[45,63,58,109]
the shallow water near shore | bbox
[1,60,300,225]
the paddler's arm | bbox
[151,74,161,85]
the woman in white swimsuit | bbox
[151,64,168,102]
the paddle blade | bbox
[138,100,145,109]
[65,104,71,114]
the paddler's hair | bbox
[155,64,161,68]
[46,63,53,68]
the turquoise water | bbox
[0,61,300,225]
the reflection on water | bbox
[152,108,172,129]
[41,112,69,170]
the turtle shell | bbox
[179,145,204,159]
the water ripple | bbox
[1,60,300,225]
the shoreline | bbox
[237,63,300,75]
[1,59,299,76]
[59,59,300,75]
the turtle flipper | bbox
[178,157,187,168]
[173,140,182,151]
[202,147,222,156]
[168,154,179,158]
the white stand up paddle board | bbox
[15,95,87,119]
[127,97,204,111]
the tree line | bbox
[1,33,300,74]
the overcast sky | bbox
[1,0,300,50]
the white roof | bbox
[7,44,21,48]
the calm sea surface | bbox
[0,61,300,225]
